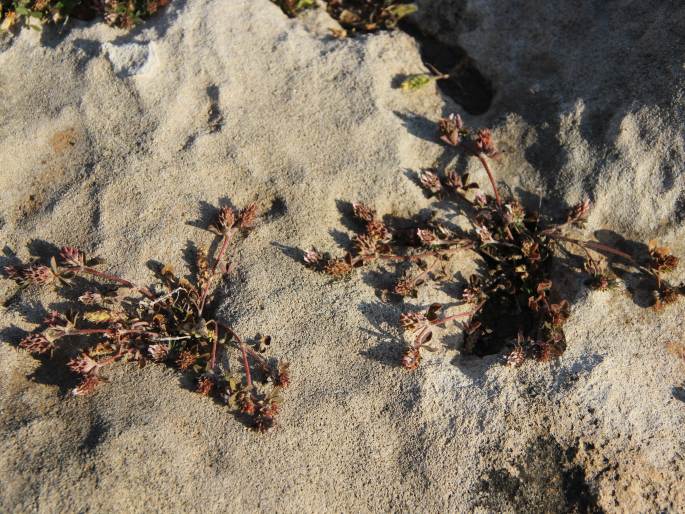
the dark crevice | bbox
[399,19,494,115]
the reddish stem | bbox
[198,228,237,315]
[433,301,485,325]
[218,322,252,387]
[476,153,502,208]
[551,235,636,262]
[80,267,155,300]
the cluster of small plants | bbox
[272,0,316,18]
[3,201,289,432]
[0,0,170,32]
[324,0,416,33]
[304,113,683,370]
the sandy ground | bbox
[1,0,684,512]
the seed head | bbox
[44,310,67,327]
[236,389,255,415]
[394,278,416,297]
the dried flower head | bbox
[72,375,104,396]
[59,246,85,267]
[196,376,215,396]
[238,203,258,230]
[648,240,679,274]
[417,229,437,246]
[303,247,323,267]
[44,310,67,327]
[394,278,417,297]
[654,285,680,310]
[399,311,428,331]
[419,169,442,194]
[67,354,100,375]
[79,291,103,305]
[176,350,197,371]
[506,346,526,368]
[214,206,236,234]
[324,258,353,277]
[566,199,591,226]
[254,400,279,432]
[352,202,376,222]
[439,113,463,146]
[353,234,379,257]
[19,333,54,355]
[236,388,256,415]
[401,347,421,370]
[473,129,498,157]
[23,265,55,285]
[148,343,169,362]
[366,220,391,242]
[275,361,290,388]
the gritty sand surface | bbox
[1,1,684,512]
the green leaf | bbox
[400,73,433,92]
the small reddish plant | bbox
[0,0,171,33]
[3,200,289,432]
[305,112,683,370]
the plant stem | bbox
[378,243,473,263]
[475,153,502,208]
[79,267,155,300]
[209,321,218,371]
[434,301,485,325]
[198,228,237,315]
[550,234,635,262]
[218,322,252,387]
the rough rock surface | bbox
[0,0,684,512]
